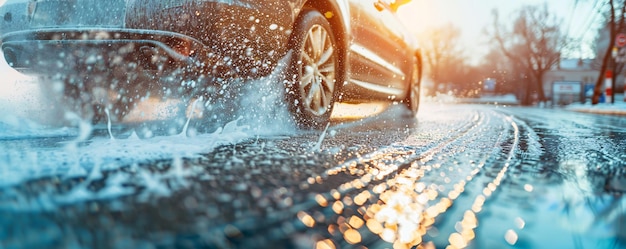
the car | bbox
[0,0,422,131]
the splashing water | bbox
[234,53,297,135]
[312,122,331,152]
[180,97,203,137]
[105,108,114,140]
[0,118,252,189]
[0,51,302,208]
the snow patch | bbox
[566,94,626,116]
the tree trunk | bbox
[592,0,616,105]
[535,81,545,104]
[611,3,626,103]
[591,56,611,105]
[524,78,532,105]
[534,71,547,104]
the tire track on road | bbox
[224,109,491,248]
[438,113,521,249]
[295,108,520,248]
[358,109,517,249]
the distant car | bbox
[0,0,422,130]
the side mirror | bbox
[390,0,411,12]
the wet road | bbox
[0,103,625,249]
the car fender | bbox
[333,0,351,36]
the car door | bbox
[346,0,413,101]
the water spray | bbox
[105,108,114,140]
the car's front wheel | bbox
[285,9,339,129]
[404,56,421,116]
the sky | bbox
[396,0,603,63]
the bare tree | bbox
[591,0,626,104]
[477,46,521,95]
[419,23,465,95]
[489,4,565,105]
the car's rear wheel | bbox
[404,56,421,116]
[286,9,338,129]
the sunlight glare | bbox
[330,102,388,119]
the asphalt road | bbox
[0,103,625,249]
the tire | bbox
[404,56,421,116]
[285,9,339,129]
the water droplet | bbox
[332,201,344,214]
[505,229,518,245]
[348,216,364,229]
[366,219,383,234]
[448,232,467,248]
[343,229,362,244]
[524,184,534,192]
[315,239,335,249]
[297,211,316,228]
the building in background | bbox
[543,58,599,105]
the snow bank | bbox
[566,94,626,116]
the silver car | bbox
[0,0,422,130]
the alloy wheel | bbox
[298,24,336,116]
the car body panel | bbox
[347,0,410,94]
[1,0,305,77]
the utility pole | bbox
[593,0,614,104]
[592,0,626,105]
[617,3,626,104]
[611,46,617,104]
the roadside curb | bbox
[565,103,626,116]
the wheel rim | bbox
[298,24,336,116]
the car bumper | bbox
[1,28,207,75]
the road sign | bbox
[616,33,626,48]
